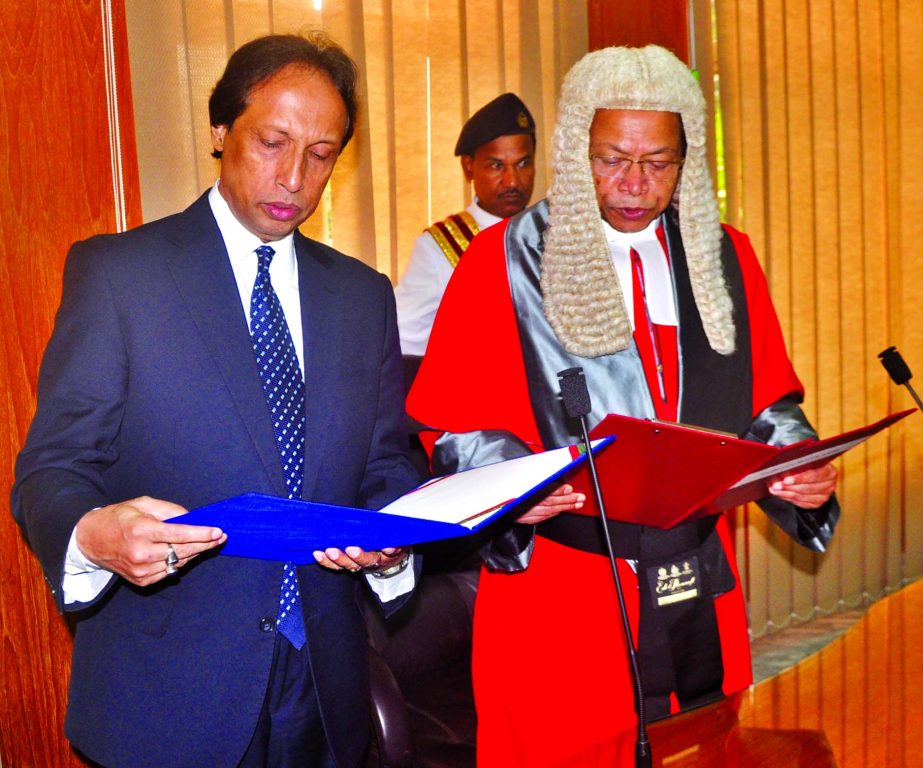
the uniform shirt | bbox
[394,199,502,356]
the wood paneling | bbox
[587,0,689,64]
[1,2,140,765]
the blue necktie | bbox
[250,245,307,649]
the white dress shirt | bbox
[394,199,502,356]
[64,183,413,604]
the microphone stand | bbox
[557,367,652,768]
[879,346,923,411]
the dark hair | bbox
[209,32,358,159]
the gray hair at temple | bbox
[540,45,735,358]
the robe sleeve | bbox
[724,225,805,415]
[728,226,840,550]
[745,396,840,551]
[407,221,545,571]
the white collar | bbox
[602,216,677,327]
[208,183,297,280]
[470,198,504,229]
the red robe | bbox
[408,216,802,767]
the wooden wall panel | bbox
[587,0,690,64]
[0,1,141,765]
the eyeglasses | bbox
[589,154,683,182]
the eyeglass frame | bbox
[588,153,684,182]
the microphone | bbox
[878,347,923,411]
[557,367,652,768]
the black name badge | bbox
[647,556,701,608]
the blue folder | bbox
[170,437,614,563]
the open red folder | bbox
[567,409,914,530]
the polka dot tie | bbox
[250,245,306,649]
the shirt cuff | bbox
[63,526,115,605]
[364,553,416,602]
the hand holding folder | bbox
[567,409,913,529]
[172,408,910,560]
[171,438,613,563]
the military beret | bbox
[454,92,536,156]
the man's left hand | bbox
[768,462,838,509]
[514,483,586,525]
[313,546,406,573]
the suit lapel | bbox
[164,194,288,495]
[294,233,344,500]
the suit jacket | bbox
[11,192,419,767]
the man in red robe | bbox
[407,45,839,767]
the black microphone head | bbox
[558,367,592,418]
[879,346,913,386]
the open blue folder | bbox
[170,437,614,563]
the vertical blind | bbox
[712,0,923,635]
[123,0,921,639]
[124,0,588,281]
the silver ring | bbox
[166,543,179,574]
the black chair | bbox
[365,554,479,768]
[368,645,416,767]
[364,354,478,767]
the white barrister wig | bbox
[540,45,735,358]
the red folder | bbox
[567,409,914,530]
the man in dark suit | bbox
[11,33,419,768]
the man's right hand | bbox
[75,497,226,586]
